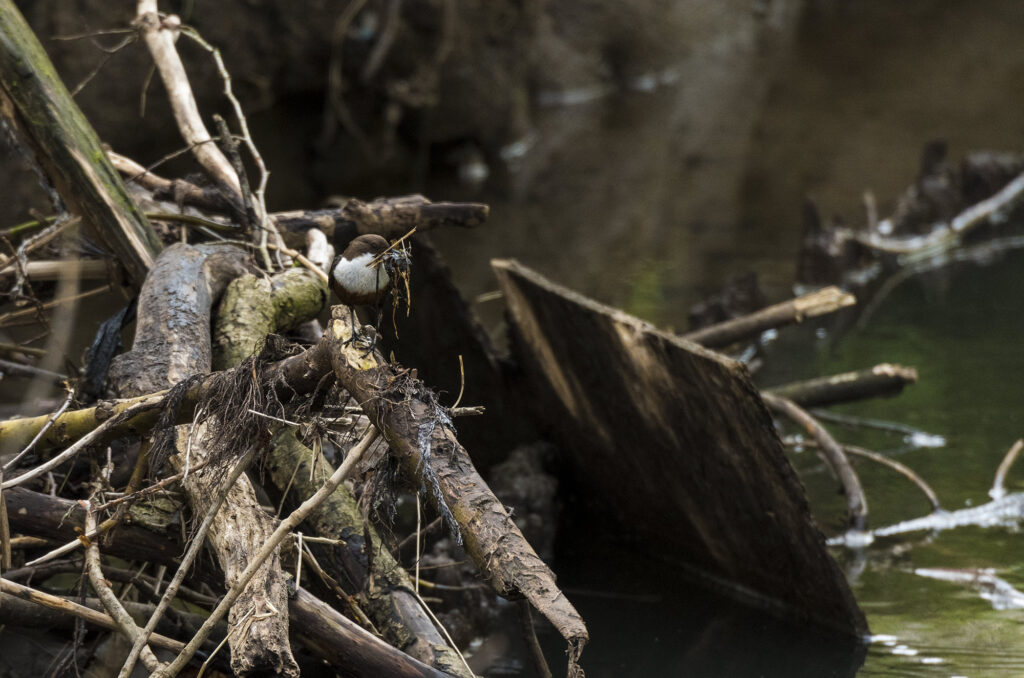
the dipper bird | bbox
[329,234,401,347]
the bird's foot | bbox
[344,323,378,357]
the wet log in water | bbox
[493,258,867,636]
[682,285,855,348]
[766,364,918,408]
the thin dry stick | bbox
[844,445,939,513]
[368,226,417,266]
[408,586,475,677]
[415,492,422,595]
[135,1,241,195]
[0,284,112,326]
[0,358,67,385]
[212,114,268,270]
[451,354,465,410]
[2,389,74,472]
[180,25,287,268]
[118,443,259,678]
[207,238,328,283]
[197,607,254,678]
[0,578,186,652]
[0,342,47,357]
[0,259,107,281]
[1,397,163,490]
[991,439,1024,500]
[7,536,50,551]
[762,392,868,532]
[0,470,10,571]
[518,600,553,678]
[152,425,380,678]
[23,516,119,568]
[0,216,81,274]
[94,459,211,512]
[84,509,166,672]
[299,544,378,632]
[398,516,442,553]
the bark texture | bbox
[379,236,522,469]
[107,243,249,398]
[0,0,162,287]
[108,243,299,677]
[212,265,473,676]
[2,485,461,678]
[324,307,589,674]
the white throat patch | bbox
[332,251,390,295]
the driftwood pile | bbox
[5,1,1023,676]
[0,2,585,676]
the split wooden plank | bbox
[492,258,866,637]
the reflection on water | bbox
[421,2,1024,676]
[431,0,1024,333]
[537,527,866,678]
[761,241,1024,677]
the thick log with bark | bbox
[323,307,589,675]
[4,486,182,565]
[274,195,489,247]
[212,266,472,676]
[765,364,918,408]
[107,243,249,398]
[492,258,866,637]
[0,0,162,287]
[108,243,299,677]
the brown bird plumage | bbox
[328,235,392,306]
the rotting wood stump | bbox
[492,258,867,637]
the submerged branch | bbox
[766,363,918,408]
[762,392,868,533]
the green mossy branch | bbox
[0,0,162,287]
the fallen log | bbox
[323,306,589,675]
[273,195,490,247]
[0,0,163,287]
[492,258,866,636]
[682,285,855,348]
[108,243,298,677]
[110,151,490,250]
[290,587,453,678]
[765,364,918,408]
[4,487,182,566]
[213,265,471,676]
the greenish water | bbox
[517,236,1024,678]
[766,242,1024,677]
[425,3,1024,675]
